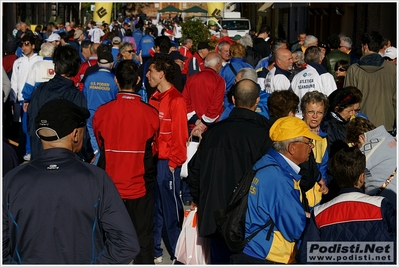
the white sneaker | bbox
[154,256,163,264]
[23,153,31,161]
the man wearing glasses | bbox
[10,34,42,162]
[232,116,322,264]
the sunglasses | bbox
[21,41,31,46]
[337,68,346,72]
[127,50,135,53]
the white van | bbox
[219,18,251,37]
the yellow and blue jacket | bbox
[243,149,307,263]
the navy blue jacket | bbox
[3,148,140,264]
[296,188,396,264]
[27,74,94,162]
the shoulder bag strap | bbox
[375,168,397,196]
[228,62,238,76]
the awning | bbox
[258,2,273,12]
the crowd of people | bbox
[2,16,397,265]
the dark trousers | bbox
[153,160,184,260]
[209,234,233,264]
[124,184,155,264]
[180,178,193,202]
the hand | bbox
[191,120,207,138]
[90,154,96,164]
[174,59,184,71]
[169,166,175,173]
[305,212,310,218]
[23,102,29,113]
[190,201,197,210]
[318,178,329,195]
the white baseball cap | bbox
[46,33,61,42]
[383,46,397,59]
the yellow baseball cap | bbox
[270,116,322,142]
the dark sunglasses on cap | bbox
[21,41,31,46]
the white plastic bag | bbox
[175,208,210,264]
[180,135,200,178]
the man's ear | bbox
[136,75,141,86]
[71,128,79,142]
[358,172,365,185]
[255,96,260,107]
[232,95,236,106]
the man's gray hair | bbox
[41,42,56,58]
[272,136,303,153]
[98,62,113,68]
[240,34,253,48]
[204,53,222,68]
[217,41,230,52]
[340,36,352,49]
[237,68,257,83]
[292,51,305,65]
[304,35,318,48]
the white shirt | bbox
[174,25,182,38]
[291,62,337,117]
[88,27,105,44]
[11,53,43,102]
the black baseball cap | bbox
[169,50,187,61]
[197,41,214,51]
[98,49,114,64]
[35,99,90,141]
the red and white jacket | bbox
[178,46,193,75]
[93,92,159,199]
[149,86,188,168]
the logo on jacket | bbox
[47,68,55,75]
[47,164,59,170]
[303,72,312,77]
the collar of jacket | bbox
[329,111,349,124]
[275,64,292,78]
[228,107,272,127]
[267,148,302,181]
[117,91,141,100]
[150,85,175,101]
[36,147,75,159]
[54,73,74,85]
[359,53,385,67]
[338,187,363,195]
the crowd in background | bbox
[2,13,397,265]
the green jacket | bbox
[326,49,351,78]
[344,54,396,131]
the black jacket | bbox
[253,38,272,58]
[27,74,94,162]
[3,148,139,264]
[187,107,273,237]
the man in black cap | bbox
[82,49,118,165]
[187,41,214,79]
[3,99,140,264]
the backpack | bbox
[214,163,277,253]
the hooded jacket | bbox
[344,53,396,132]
